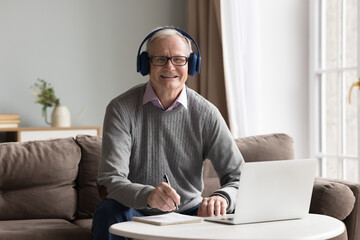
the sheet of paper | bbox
[133,212,203,226]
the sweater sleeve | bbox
[203,107,244,213]
[97,100,154,209]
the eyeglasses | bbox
[149,56,188,66]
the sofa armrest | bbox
[310,177,360,240]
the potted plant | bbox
[32,79,71,127]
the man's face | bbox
[148,35,189,96]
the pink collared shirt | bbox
[143,82,188,111]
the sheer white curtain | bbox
[221,0,259,138]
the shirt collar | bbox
[143,81,188,111]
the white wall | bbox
[257,0,310,158]
[0,0,185,127]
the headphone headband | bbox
[136,27,201,76]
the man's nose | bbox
[164,59,176,69]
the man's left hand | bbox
[197,195,227,217]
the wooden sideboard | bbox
[0,126,101,143]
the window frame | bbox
[309,0,358,180]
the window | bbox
[311,0,358,181]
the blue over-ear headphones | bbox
[136,27,201,76]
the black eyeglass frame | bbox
[149,56,189,66]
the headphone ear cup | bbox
[196,56,201,73]
[139,52,150,76]
[188,53,197,76]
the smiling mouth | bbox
[161,75,178,79]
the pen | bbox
[163,174,179,210]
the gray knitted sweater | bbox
[98,83,243,215]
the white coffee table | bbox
[109,213,345,240]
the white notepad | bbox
[133,212,203,226]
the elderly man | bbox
[92,26,243,240]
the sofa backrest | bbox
[0,138,80,221]
[202,133,294,196]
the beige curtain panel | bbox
[186,0,229,126]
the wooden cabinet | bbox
[0,126,101,142]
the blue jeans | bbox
[92,199,199,240]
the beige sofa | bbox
[0,135,101,240]
[0,133,359,240]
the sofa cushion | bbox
[73,219,93,230]
[75,135,102,218]
[0,219,92,240]
[0,138,80,221]
[235,133,294,162]
[310,179,356,220]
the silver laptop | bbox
[205,158,317,224]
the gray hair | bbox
[146,27,193,56]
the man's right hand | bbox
[147,182,180,212]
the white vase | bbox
[51,105,71,127]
